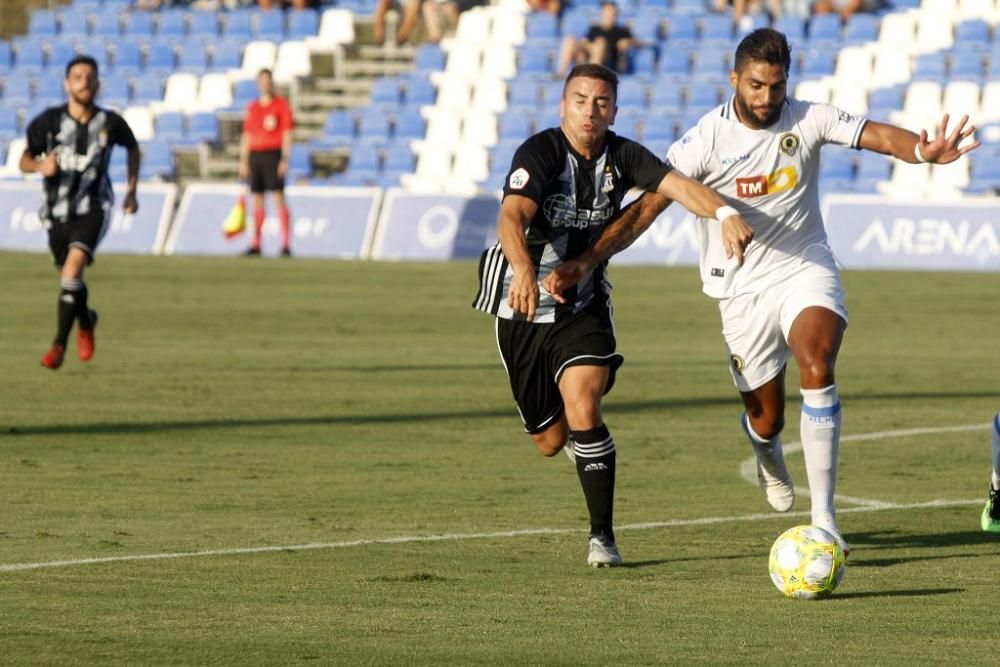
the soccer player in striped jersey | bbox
[20,55,140,370]
[984,411,1000,533]
[473,64,752,567]
[543,29,979,556]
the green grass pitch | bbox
[0,251,997,665]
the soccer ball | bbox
[768,525,846,599]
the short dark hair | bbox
[563,63,619,101]
[65,54,99,78]
[734,28,791,75]
[258,68,273,78]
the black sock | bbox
[571,424,616,543]
[54,278,83,347]
[75,280,91,328]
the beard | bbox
[734,93,781,129]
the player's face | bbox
[64,63,99,107]
[731,61,787,129]
[257,72,274,97]
[560,76,617,156]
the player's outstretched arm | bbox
[860,114,980,164]
[498,194,541,321]
[655,170,754,266]
[123,144,140,214]
[542,192,669,302]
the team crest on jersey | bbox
[509,168,530,190]
[730,354,746,376]
[600,170,614,193]
[778,132,799,157]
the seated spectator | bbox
[374,0,425,46]
[812,0,881,21]
[557,1,639,76]
[526,0,562,15]
[714,0,783,23]
[421,0,488,43]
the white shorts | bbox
[718,244,848,392]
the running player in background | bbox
[473,63,752,567]
[983,410,1000,533]
[543,29,979,555]
[238,68,294,257]
[20,55,140,371]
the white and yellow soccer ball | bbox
[768,525,846,599]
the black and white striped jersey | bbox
[25,104,137,222]
[473,128,671,323]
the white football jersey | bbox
[667,96,867,298]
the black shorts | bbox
[47,207,110,268]
[495,302,623,435]
[249,149,285,193]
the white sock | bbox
[741,412,785,475]
[800,385,841,527]
[991,411,1000,490]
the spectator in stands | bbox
[526,0,562,15]
[421,0,488,43]
[557,1,639,76]
[714,0,783,24]
[238,69,295,257]
[374,0,425,46]
[812,0,882,21]
[133,0,194,8]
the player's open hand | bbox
[277,158,288,179]
[238,162,249,181]
[508,267,540,321]
[721,213,754,266]
[541,260,589,304]
[918,114,980,165]
[122,191,139,214]
[38,152,58,178]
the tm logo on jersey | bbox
[735,166,799,198]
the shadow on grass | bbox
[3,389,997,437]
[829,588,964,600]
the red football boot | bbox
[77,310,98,362]
[40,344,65,370]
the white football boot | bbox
[587,535,623,568]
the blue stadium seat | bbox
[369,77,401,108]
[855,152,891,191]
[211,41,243,70]
[347,140,381,172]
[155,112,186,141]
[807,14,841,42]
[112,41,142,73]
[2,74,33,106]
[46,41,77,71]
[413,44,445,72]
[629,47,657,76]
[99,76,130,109]
[123,12,154,39]
[800,49,835,77]
[336,170,378,186]
[641,110,677,142]
[671,0,708,15]
[383,142,416,171]
[57,7,91,38]
[868,85,904,115]
[691,51,726,78]
[156,11,187,38]
[286,143,312,181]
[177,47,209,74]
[967,156,1000,193]
[231,78,258,109]
[13,39,46,72]
[357,108,391,142]
[525,12,558,40]
[34,77,64,105]
[773,16,806,43]
[844,14,878,45]
[657,47,690,77]
[189,11,220,38]
[508,81,541,110]
[145,42,177,72]
[666,15,697,41]
[630,19,662,44]
[498,112,532,140]
[650,85,683,113]
[819,149,854,180]
[562,10,596,40]
[29,10,58,37]
[518,43,551,74]
[700,15,732,41]
[254,10,285,40]
[402,76,435,106]
[287,9,319,38]
[131,76,164,104]
[955,19,990,44]
[912,53,947,83]
[222,12,252,40]
[534,108,560,132]
[315,110,355,147]
[489,140,519,175]
[140,139,173,180]
[618,80,647,108]
[0,42,11,69]
[0,107,19,143]
[950,51,984,82]
[686,83,720,109]
[187,112,219,143]
[540,80,564,107]
[91,10,122,38]
[393,109,426,140]
[377,170,407,188]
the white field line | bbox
[0,424,990,575]
[738,422,991,508]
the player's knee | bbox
[532,429,567,457]
[799,357,835,387]
[562,396,602,430]
[748,413,784,441]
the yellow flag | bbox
[223,195,246,239]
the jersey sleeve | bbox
[107,112,139,149]
[806,102,867,150]
[617,138,672,192]
[666,124,710,180]
[502,133,559,204]
[279,99,294,131]
[25,111,54,156]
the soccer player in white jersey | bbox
[983,410,1000,532]
[542,28,979,555]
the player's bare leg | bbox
[272,190,292,256]
[246,192,266,255]
[788,306,849,554]
[741,368,795,512]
